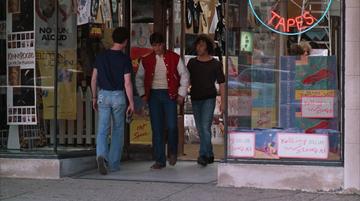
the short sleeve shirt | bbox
[187,58,225,100]
[94,49,132,91]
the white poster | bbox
[77,0,91,25]
[228,132,256,158]
[6,0,37,125]
[301,96,335,118]
[278,133,329,159]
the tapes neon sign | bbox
[248,0,333,36]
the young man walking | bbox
[136,32,189,169]
[91,27,134,175]
[187,34,225,166]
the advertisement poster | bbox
[6,0,37,125]
[37,50,77,119]
[228,96,251,117]
[35,0,77,50]
[35,0,77,119]
[301,96,335,118]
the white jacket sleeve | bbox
[135,61,145,97]
[177,59,190,97]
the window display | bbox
[226,0,342,161]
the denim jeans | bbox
[149,89,178,166]
[192,98,216,158]
[96,90,126,172]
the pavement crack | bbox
[158,184,194,201]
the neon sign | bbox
[248,0,333,35]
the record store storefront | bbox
[1,0,360,191]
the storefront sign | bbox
[301,96,335,118]
[278,133,329,159]
[248,0,333,35]
[228,132,256,158]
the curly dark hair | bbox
[194,34,215,55]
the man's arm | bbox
[177,58,190,100]
[219,83,225,114]
[124,73,134,114]
[91,68,98,111]
[135,61,145,98]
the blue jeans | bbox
[149,89,178,166]
[192,98,216,158]
[96,90,126,172]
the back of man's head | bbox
[112,27,129,44]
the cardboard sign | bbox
[301,96,335,118]
[228,132,255,158]
[278,133,329,159]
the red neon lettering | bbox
[286,18,296,32]
[303,11,316,26]
[267,10,317,33]
[268,11,281,25]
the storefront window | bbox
[1,0,124,154]
[226,0,342,162]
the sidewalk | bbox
[1,177,359,201]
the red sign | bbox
[268,11,317,33]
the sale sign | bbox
[278,133,329,159]
[228,132,256,158]
[301,96,335,118]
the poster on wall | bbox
[35,0,77,50]
[6,0,37,125]
[35,0,77,120]
[37,49,77,120]
[228,132,256,158]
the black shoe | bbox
[97,156,108,175]
[197,156,208,167]
[168,155,177,166]
[207,156,214,164]
[150,162,166,170]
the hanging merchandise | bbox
[193,1,202,34]
[186,0,194,29]
[214,0,225,61]
[91,0,100,17]
[101,0,112,22]
[200,1,210,34]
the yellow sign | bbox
[295,90,336,100]
[37,50,77,120]
[130,116,152,144]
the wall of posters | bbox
[6,0,37,125]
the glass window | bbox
[226,0,342,162]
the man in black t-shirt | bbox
[91,27,134,175]
[187,34,225,166]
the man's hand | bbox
[92,99,98,111]
[127,103,134,115]
[177,95,185,105]
[141,95,148,103]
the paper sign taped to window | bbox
[278,133,329,159]
[301,96,335,118]
[228,132,255,158]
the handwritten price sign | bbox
[301,96,335,118]
[278,133,329,159]
[228,132,255,158]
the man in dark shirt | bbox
[187,34,225,166]
[91,27,134,175]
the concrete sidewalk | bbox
[1,177,360,201]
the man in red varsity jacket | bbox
[136,33,189,169]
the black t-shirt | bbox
[94,49,132,91]
[187,58,225,100]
